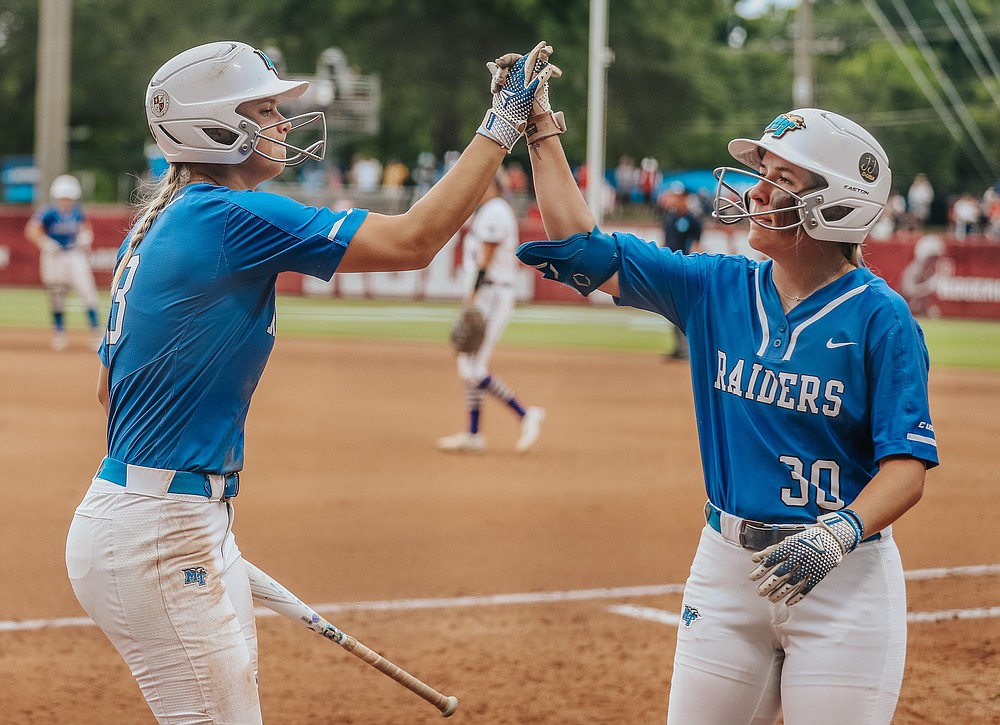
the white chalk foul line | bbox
[2,564,997,633]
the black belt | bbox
[704,501,879,552]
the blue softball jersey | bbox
[613,232,938,524]
[32,205,87,248]
[99,183,368,475]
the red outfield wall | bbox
[2,206,998,319]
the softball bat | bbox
[244,560,459,717]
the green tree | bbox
[0,0,995,204]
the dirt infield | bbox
[1,326,998,724]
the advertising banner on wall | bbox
[1,207,998,319]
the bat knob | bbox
[441,695,459,717]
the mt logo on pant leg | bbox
[182,567,208,587]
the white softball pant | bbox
[66,472,260,724]
[457,282,515,383]
[666,525,906,725]
[40,247,99,308]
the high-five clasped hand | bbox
[477,41,563,151]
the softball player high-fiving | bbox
[64,39,557,724]
[514,53,937,725]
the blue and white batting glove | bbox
[748,509,864,606]
[478,41,558,152]
[487,43,566,147]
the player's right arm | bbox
[339,135,506,274]
[24,215,59,253]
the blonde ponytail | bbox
[111,164,190,290]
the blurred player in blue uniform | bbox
[512,52,937,725]
[65,40,557,723]
[24,174,101,350]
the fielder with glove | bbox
[437,172,544,455]
[435,44,552,455]
[508,42,937,725]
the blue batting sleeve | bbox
[516,226,620,296]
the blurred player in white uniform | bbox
[24,174,102,350]
[438,174,544,453]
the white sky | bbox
[735,0,802,19]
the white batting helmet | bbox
[145,41,325,166]
[49,174,81,200]
[714,108,891,244]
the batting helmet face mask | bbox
[712,108,891,244]
[146,41,326,166]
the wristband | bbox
[817,508,864,554]
[526,110,566,145]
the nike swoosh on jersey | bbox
[826,338,858,349]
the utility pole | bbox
[586,0,611,225]
[34,0,72,203]
[793,0,814,107]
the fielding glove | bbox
[449,305,487,354]
[478,41,558,152]
[748,509,864,606]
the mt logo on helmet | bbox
[764,113,806,139]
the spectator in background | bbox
[382,157,410,207]
[348,153,382,192]
[871,191,906,240]
[505,161,528,195]
[951,192,980,240]
[907,173,934,230]
[614,155,638,209]
[412,151,438,202]
[443,150,461,176]
[639,156,660,207]
[382,157,409,188]
[659,182,702,360]
[984,187,1000,242]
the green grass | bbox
[3,285,999,369]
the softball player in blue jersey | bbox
[509,54,937,725]
[24,174,102,350]
[64,40,557,724]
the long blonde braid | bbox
[110,164,190,290]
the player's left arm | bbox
[97,362,110,417]
[469,241,499,302]
[749,455,926,606]
[843,454,926,534]
[77,219,95,250]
